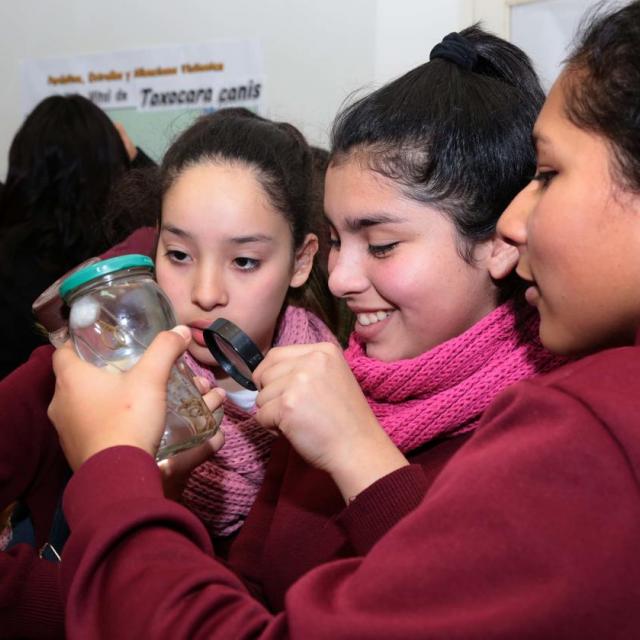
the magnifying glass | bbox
[203,318,264,390]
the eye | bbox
[165,249,190,263]
[233,257,260,271]
[368,242,399,258]
[328,236,341,250]
[532,170,557,188]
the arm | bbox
[114,121,156,169]
[59,377,640,639]
[0,346,67,638]
[100,226,157,260]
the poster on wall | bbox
[21,40,265,161]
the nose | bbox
[497,183,532,249]
[327,245,369,299]
[191,263,229,311]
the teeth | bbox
[357,311,391,326]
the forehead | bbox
[532,75,570,143]
[166,161,264,201]
[534,76,615,172]
[324,160,450,230]
[325,161,406,221]
[161,162,293,240]
[164,163,276,218]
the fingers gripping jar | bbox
[59,254,222,460]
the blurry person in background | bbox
[0,94,153,378]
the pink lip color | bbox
[190,327,207,347]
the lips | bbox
[189,326,208,347]
[190,319,216,331]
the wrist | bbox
[329,429,409,504]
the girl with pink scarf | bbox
[165,27,565,601]
[247,26,565,507]
[149,109,338,540]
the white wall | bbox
[375,0,471,84]
[0,0,473,178]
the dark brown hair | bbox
[564,1,640,193]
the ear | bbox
[485,236,519,280]
[289,233,319,289]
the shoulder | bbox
[275,306,339,346]
[101,227,157,260]
[509,345,640,434]
[0,345,56,399]
[469,345,640,488]
[0,346,56,432]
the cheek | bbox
[252,273,291,308]
[156,266,187,310]
[372,262,419,308]
[233,266,291,313]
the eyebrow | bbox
[161,224,194,240]
[343,213,406,232]
[160,224,274,245]
[532,131,552,148]
[228,234,274,245]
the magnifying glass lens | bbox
[204,318,264,390]
[213,335,254,380]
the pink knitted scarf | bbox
[345,300,566,453]
[181,306,337,537]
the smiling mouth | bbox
[356,311,391,326]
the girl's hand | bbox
[253,342,408,502]
[158,377,226,500]
[158,432,224,501]
[49,326,224,470]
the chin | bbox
[539,324,597,358]
[365,342,413,363]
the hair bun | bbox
[429,32,478,71]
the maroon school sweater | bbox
[0,227,156,639]
[226,432,471,608]
[60,338,640,639]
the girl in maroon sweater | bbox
[7,26,561,637]
[7,28,557,640]
[0,110,337,638]
[50,1,640,638]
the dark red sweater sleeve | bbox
[60,364,640,639]
[335,463,429,555]
[0,346,66,638]
[0,227,155,639]
[100,226,157,259]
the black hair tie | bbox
[429,32,478,71]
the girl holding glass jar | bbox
[0,108,337,638]
[50,23,580,638]
[53,4,640,636]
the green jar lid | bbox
[59,254,154,301]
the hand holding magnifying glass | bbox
[204,319,409,502]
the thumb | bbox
[132,326,191,386]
